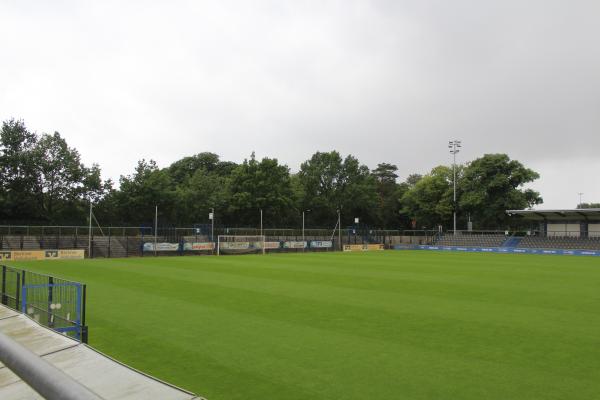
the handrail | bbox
[0,332,102,400]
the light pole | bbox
[337,209,342,251]
[260,208,263,237]
[209,208,215,242]
[88,199,92,259]
[302,210,311,250]
[448,140,461,235]
[154,205,158,256]
[578,193,584,208]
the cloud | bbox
[1,0,598,208]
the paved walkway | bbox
[0,305,204,400]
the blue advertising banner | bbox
[393,245,600,257]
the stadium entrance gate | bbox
[0,265,88,343]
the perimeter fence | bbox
[0,265,88,342]
[0,224,441,258]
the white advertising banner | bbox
[283,241,307,249]
[183,242,215,251]
[310,240,333,248]
[219,242,251,250]
[143,242,180,252]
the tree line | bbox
[1,119,546,230]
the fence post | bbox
[1,265,6,305]
[15,272,20,313]
[47,277,54,327]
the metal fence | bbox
[0,224,443,258]
[0,265,88,343]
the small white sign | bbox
[209,212,214,220]
[354,217,359,224]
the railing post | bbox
[47,277,54,327]
[1,265,6,305]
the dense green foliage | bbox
[578,203,600,209]
[9,252,600,400]
[1,119,545,229]
[459,154,543,228]
[0,119,110,224]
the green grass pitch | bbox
[6,251,600,399]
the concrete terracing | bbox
[0,305,204,400]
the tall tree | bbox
[167,152,221,185]
[372,163,403,228]
[32,132,88,222]
[112,159,176,225]
[0,119,40,221]
[405,174,423,187]
[459,154,542,228]
[227,153,296,226]
[174,168,229,225]
[400,166,454,229]
[298,151,378,226]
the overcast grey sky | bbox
[1,0,599,209]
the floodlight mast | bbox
[448,140,461,236]
[210,208,215,254]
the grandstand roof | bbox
[506,209,600,221]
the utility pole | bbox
[154,205,158,257]
[209,208,215,242]
[337,209,342,251]
[88,200,92,259]
[578,193,584,208]
[448,140,462,235]
[302,210,310,251]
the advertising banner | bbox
[0,250,85,261]
[343,244,384,252]
[393,245,600,257]
[58,249,86,259]
[12,251,46,261]
[45,250,59,258]
[143,242,180,252]
[343,244,364,252]
[219,242,251,250]
[264,242,281,249]
[283,241,307,249]
[183,242,215,251]
[310,240,333,248]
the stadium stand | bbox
[507,208,600,251]
[433,233,507,248]
[518,236,600,251]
